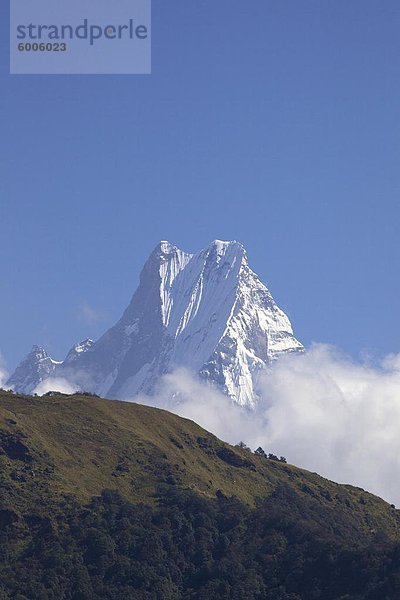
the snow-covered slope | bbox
[8,241,303,405]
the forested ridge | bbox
[2,485,400,599]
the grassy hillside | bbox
[3,390,400,599]
[0,389,399,546]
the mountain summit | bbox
[8,240,303,405]
[7,346,61,395]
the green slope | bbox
[3,390,400,599]
[0,389,399,546]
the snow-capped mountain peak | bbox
[8,241,303,405]
[7,346,61,395]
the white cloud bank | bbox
[137,345,400,506]
[34,377,79,396]
[0,353,9,389]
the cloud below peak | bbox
[0,353,9,389]
[136,344,400,506]
[34,377,79,396]
[28,341,400,506]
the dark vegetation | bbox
[1,390,400,599]
[2,486,400,599]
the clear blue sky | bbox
[1,0,400,371]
